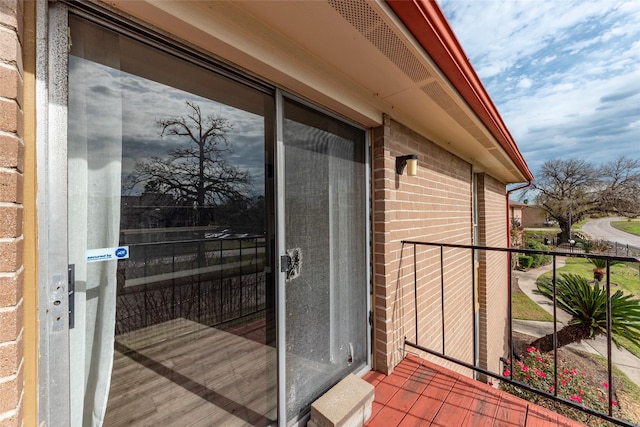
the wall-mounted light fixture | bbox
[396,154,418,176]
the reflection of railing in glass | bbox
[115,236,266,335]
[116,100,268,335]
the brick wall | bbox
[477,173,510,375]
[373,115,474,374]
[522,205,548,228]
[0,0,25,425]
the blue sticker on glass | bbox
[115,247,128,258]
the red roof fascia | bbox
[386,0,533,182]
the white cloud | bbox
[438,0,640,174]
[540,55,556,65]
[516,77,532,89]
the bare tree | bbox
[531,156,640,242]
[533,158,600,243]
[127,101,250,227]
[597,156,640,219]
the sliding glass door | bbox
[67,15,276,426]
[281,98,368,424]
[63,11,369,427]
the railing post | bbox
[414,243,418,346]
[172,242,176,319]
[219,240,223,323]
[255,238,259,311]
[606,259,613,416]
[552,254,558,397]
[240,239,243,317]
[472,248,477,374]
[440,245,445,356]
[508,250,513,380]
[144,244,149,328]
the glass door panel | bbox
[67,16,276,426]
[282,98,368,423]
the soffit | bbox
[106,0,528,183]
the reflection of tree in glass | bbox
[127,101,250,227]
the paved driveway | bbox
[582,217,640,249]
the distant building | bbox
[510,201,554,229]
[522,205,553,228]
[509,200,526,229]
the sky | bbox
[438,0,640,176]
[69,56,266,198]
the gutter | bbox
[386,0,534,183]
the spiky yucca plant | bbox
[587,257,622,282]
[531,273,640,352]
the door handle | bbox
[68,264,75,329]
[280,254,291,273]
[280,248,302,280]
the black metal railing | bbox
[115,236,266,335]
[401,240,640,427]
[606,242,640,258]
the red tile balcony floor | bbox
[363,354,584,427]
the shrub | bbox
[583,239,613,254]
[522,231,557,246]
[525,239,552,268]
[535,273,640,350]
[587,254,625,269]
[501,346,621,426]
[518,255,533,269]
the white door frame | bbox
[37,2,71,426]
[274,90,372,426]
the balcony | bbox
[104,233,640,426]
[364,354,583,426]
[369,240,640,427]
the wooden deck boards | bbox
[364,355,585,427]
[104,320,587,426]
[104,318,277,427]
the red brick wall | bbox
[477,174,509,375]
[372,115,475,375]
[0,0,25,425]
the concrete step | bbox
[308,374,375,427]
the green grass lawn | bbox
[537,257,640,295]
[512,292,553,321]
[616,335,640,360]
[611,219,640,236]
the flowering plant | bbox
[500,346,620,426]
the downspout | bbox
[505,180,532,375]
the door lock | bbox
[280,248,302,280]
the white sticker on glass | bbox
[86,246,129,263]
